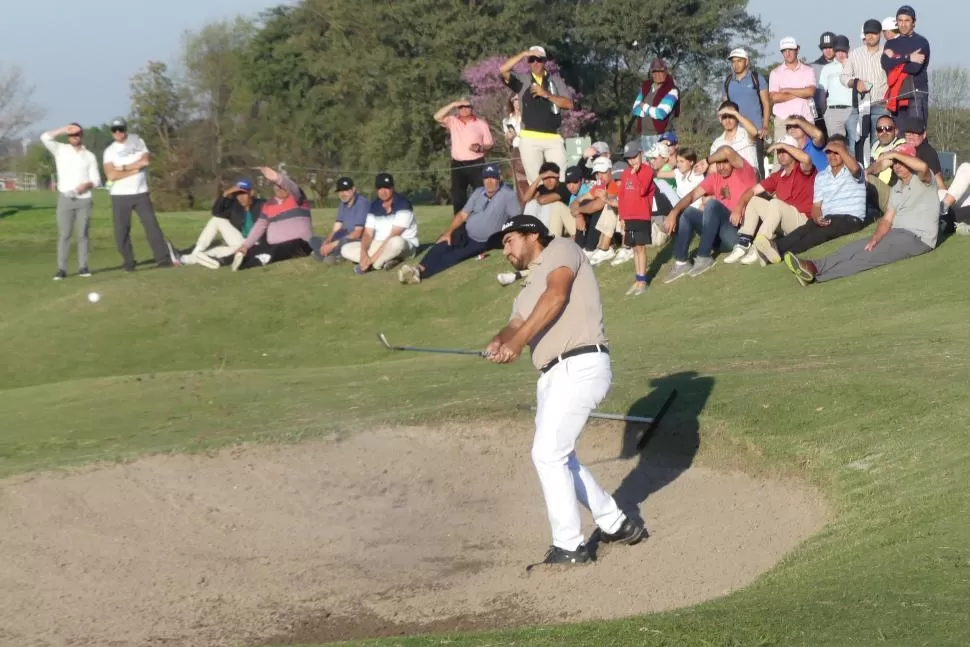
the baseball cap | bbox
[564,165,584,182]
[897,5,916,19]
[863,19,882,35]
[235,179,253,191]
[659,132,679,146]
[778,135,800,148]
[819,31,836,49]
[482,163,501,179]
[904,119,925,134]
[882,16,898,31]
[649,58,668,72]
[834,35,851,53]
[894,143,918,157]
[528,45,547,58]
[336,176,354,191]
[645,142,671,159]
[779,37,798,51]
[622,140,642,159]
[538,161,560,177]
[591,141,611,155]
[109,117,128,130]
[375,172,394,188]
[591,158,612,174]
[611,160,628,180]
[728,48,749,61]
[486,215,551,250]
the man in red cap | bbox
[785,143,938,284]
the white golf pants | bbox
[192,217,245,259]
[532,352,625,551]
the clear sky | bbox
[2,0,960,134]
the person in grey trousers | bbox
[41,123,102,280]
[101,117,176,271]
[784,142,939,285]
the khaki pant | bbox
[544,202,576,236]
[595,205,618,238]
[868,177,891,214]
[740,196,806,239]
[340,237,414,268]
[518,135,566,182]
[945,162,970,208]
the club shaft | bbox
[392,346,483,356]
[516,404,654,424]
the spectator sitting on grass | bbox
[940,163,970,235]
[570,160,620,263]
[310,176,368,265]
[398,164,519,285]
[340,172,419,274]
[785,143,939,285]
[231,167,313,271]
[523,161,574,237]
[659,147,705,248]
[179,179,265,269]
[644,141,679,238]
[784,115,829,171]
[711,101,761,173]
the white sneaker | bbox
[723,244,749,264]
[609,247,634,266]
[583,249,595,259]
[397,264,421,285]
[589,248,616,266]
[740,246,762,265]
[255,253,272,266]
[231,252,245,271]
[497,271,519,286]
[955,222,970,235]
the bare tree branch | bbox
[929,65,970,153]
[0,63,45,141]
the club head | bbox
[376,332,393,349]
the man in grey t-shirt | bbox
[784,143,937,285]
[397,164,520,284]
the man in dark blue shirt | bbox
[311,176,369,264]
[881,5,930,131]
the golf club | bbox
[377,332,486,357]
[636,389,678,451]
[515,404,658,425]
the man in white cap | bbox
[882,16,899,42]
[724,48,770,177]
[499,46,574,182]
[768,38,817,146]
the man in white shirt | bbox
[101,117,176,271]
[819,36,855,150]
[41,123,101,280]
[842,19,889,162]
[340,172,419,273]
[710,101,761,173]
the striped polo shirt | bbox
[814,165,866,220]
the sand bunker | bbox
[0,423,827,646]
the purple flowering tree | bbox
[461,56,597,152]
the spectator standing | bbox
[41,123,101,280]
[434,99,494,214]
[842,19,889,162]
[632,59,680,147]
[819,36,855,149]
[769,38,817,145]
[724,48,771,178]
[811,32,837,133]
[310,176,369,264]
[881,5,930,131]
[500,46,573,182]
[616,141,656,296]
[102,117,176,271]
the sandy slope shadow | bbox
[595,371,712,537]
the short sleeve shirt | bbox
[511,238,608,371]
[699,161,759,211]
[760,165,817,216]
[890,175,940,248]
[711,129,759,170]
[366,194,419,247]
[726,71,768,125]
[537,182,572,204]
[917,142,943,176]
[463,185,522,243]
[813,166,866,219]
[103,134,150,196]
[336,194,370,232]
[769,63,816,120]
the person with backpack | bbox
[724,48,770,178]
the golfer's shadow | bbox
[588,371,712,549]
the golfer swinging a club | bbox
[484,215,646,567]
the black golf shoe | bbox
[600,518,647,546]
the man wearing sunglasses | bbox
[433,98,493,214]
[102,117,177,270]
[499,46,573,183]
[865,115,904,214]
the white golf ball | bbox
[88,292,100,304]
[632,40,638,47]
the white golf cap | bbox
[591,157,612,174]
[528,45,547,57]
[645,142,671,159]
[779,135,799,147]
[882,17,898,31]
[779,36,798,51]
[728,47,749,60]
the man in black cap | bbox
[397,164,519,284]
[881,5,931,131]
[811,32,837,138]
[341,172,419,273]
[483,215,646,569]
[310,176,369,265]
[842,19,891,162]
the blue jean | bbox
[673,201,739,262]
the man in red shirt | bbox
[617,140,655,296]
[434,98,494,214]
[662,146,759,282]
[725,136,817,265]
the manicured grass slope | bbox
[1,191,968,646]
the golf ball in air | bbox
[88,292,100,303]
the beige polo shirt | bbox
[511,238,608,370]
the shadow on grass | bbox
[0,204,44,220]
[598,371,713,536]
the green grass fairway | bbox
[2,190,970,646]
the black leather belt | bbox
[828,105,851,109]
[540,344,609,373]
